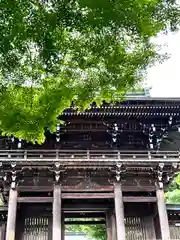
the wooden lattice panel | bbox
[22,217,49,240]
[170,224,180,239]
[125,217,151,240]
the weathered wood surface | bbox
[52,185,62,240]
[125,217,155,240]
[156,188,171,240]
[5,188,17,240]
[17,195,156,202]
[169,223,180,239]
[114,183,126,240]
[20,217,49,240]
[10,184,157,193]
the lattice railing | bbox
[0,150,179,162]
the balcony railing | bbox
[0,150,179,162]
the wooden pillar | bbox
[53,184,62,240]
[156,186,170,240]
[5,188,18,240]
[114,182,126,240]
[106,210,112,240]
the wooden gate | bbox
[21,217,50,240]
[16,204,52,240]
[125,216,156,240]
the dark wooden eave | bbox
[62,98,180,118]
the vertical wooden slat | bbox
[22,216,49,240]
[48,217,52,240]
[143,216,156,240]
[6,188,18,240]
[125,217,153,240]
[114,183,125,240]
[170,223,180,239]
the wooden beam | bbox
[123,186,156,192]
[17,186,52,192]
[18,210,105,219]
[62,186,114,192]
[16,185,156,192]
[18,193,114,202]
[123,196,156,202]
[18,196,52,203]
[62,193,114,199]
[17,195,156,203]
[63,203,112,211]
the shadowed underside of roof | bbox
[160,130,180,151]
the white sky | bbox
[148,31,180,97]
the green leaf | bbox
[0,0,179,142]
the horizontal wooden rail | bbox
[16,185,156,193]
[0,150,179,162]
[123,196,157,202]
[62,193,115,199]
[65,220,105,225]
[0,158,179,163]
[17,195,156,202]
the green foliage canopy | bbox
[166,173,180,203]
[66,220,106,240]
[0,0,179,143]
